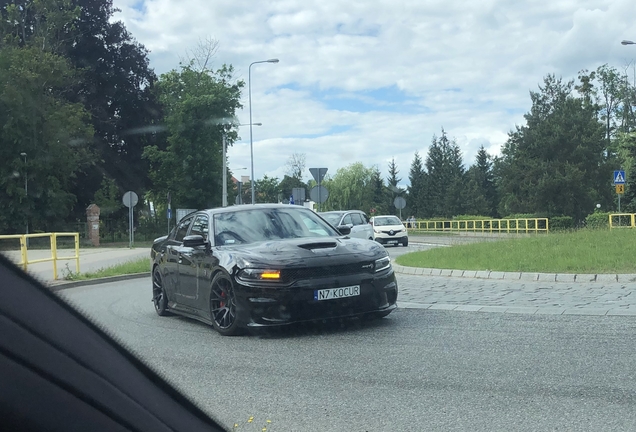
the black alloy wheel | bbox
[152,267,170,316]
[209,272,243,336]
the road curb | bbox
[397,302,636,316]
[392,263,635,283]
[48,272,150,291]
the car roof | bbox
[193,203,316,217]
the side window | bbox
[350,213,364,226]
[190,215,209,238]
[342,214,353,226]
[175,216,194,242]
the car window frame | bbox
[189,214,210,240]
[175,215,195,242]
[350,212,364,226]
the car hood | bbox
[218,237,386,270]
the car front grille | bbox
[283,262,374,281]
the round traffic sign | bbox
[393,196,406,209]
[310,185,329,203]
[122,191,139,208]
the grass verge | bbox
[63,257,151,281]
[396,229,636,273]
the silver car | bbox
[319,210,374,240]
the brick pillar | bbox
[86,204,101,247]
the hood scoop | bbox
[297,241,338,250]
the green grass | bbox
[396,229,636,273]
[64,257,151,281]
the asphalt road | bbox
[60,278,636,432]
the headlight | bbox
[237,268,281,282]
[374,229,382,233]
[375,256,391,272]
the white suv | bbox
[319,210,374,240]
[370,215,408,247]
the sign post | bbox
[309,168,328,211]
[613,170,626,212]
[122,191,139,248]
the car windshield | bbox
[320,212,344,225]
[214,207,339,245]
[373,216,402,226]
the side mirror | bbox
[336,225,351,235]
[183,234,206,248]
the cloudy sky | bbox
[113,0,636,187]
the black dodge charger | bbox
[151,204,398,335]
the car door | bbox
[177,214,214,312]
[350,212,370,239]
[165,215,195,303]
[341,213,354,236]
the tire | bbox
[209,272,244,336]
[152,266,171,316]
[402,238,408,247]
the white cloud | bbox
[114,0,636,185]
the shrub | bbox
[585,212,610,229]
[453,215,493,220]
[549,216,574,231]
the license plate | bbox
[387,240,398,244]
[314,285,360,301]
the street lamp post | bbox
[222,123,261,207]
[20,152,28,238]
[249,58,279,205]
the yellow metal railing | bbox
[406,218,549,234]
[0,232,79,280]
[609,213,636,229]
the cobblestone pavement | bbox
[396,271,636,316]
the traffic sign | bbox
[393,196,406,209]
[122,191,138,208]
[167,208,172,219]
[309,168,328,183]
[310,185,329,203]
[614,170,626,185]
[616,184,625,194]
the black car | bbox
[150,204,398,335]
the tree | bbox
[255,175,280,204]
[407,152,426,217]
[143,61,243,210]
[285,153,306,180]
[464,146,497,216]
[278,175,307,204]
[369,166,388,215]
[0,2,95,233]
[617,132,636,212]
[386,158,404,216]
[596,64,625,145]
[321,163,374,212]
[62,0,164,217]
[424,128,465,218]
[497,75,609,220]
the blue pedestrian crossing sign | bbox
[614,170,626,185]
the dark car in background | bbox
[150,204,398,335]
[319,210,374,240]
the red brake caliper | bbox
[220,291,226,308]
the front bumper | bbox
[233,269,398,327]
[373,233,407,245]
